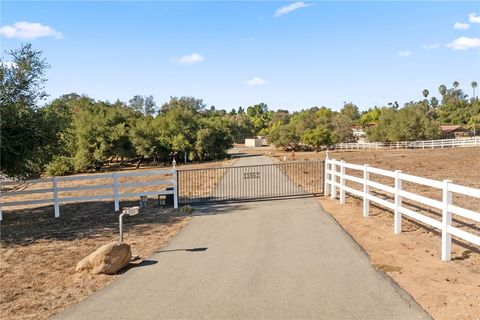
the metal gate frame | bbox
[177,160,325,205]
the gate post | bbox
[330,159,336,200]
[322,160,328,196]
[173,168,179,209]
[52,177,60,218]
[324,160,330,196]
[113,173,119,211]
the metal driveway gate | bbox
[178,161,324,204]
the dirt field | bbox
[0,159,234,320]
[268,147,480,320]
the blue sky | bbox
[1,1,479,112]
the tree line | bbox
[1,44,479,178]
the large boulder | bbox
[76,242,132,275]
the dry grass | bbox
[271,148,480,239]
[0,159,235,320]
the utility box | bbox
[245,138,263,147]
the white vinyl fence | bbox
[332,137,480,151]
[324,158,480,261]
[0,169,178,221]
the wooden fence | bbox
[324,158,480,261]
[0,169,178,220]
[332,137,480,151]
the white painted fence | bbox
[324,158,480,261]
[332,137,480,151]
[0,169,178,221]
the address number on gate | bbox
[243,172,260,179]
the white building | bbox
[245,138,263,147]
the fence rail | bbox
[332,137,480,151]
[0,169,178,220]
[324,158,480,261]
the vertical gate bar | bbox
[275,164,278,197]
[260,164,263,198]
[261,164,264,198]
[241,167,244,200]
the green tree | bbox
[0,43,64,178]
[340,102,360,120]
[331,114,354,143]
[269,123,301,151]
[302,127,333,151]
[129,95,157,116]
[472,81,478,100]
[194,126,232,161]
[368,104,440,142]
[438,84,447,97]
[359,107,381,126]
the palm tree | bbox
[453,81,460,89]
[472,81,478,99]
[422,89,429,98]
[438,84,447,96]
[430,97,439,109]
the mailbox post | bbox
[119,206,140,243]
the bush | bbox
[46,156,75,176]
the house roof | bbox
[440,125,468,133]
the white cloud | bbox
[469,13,480,24]
[422,43,440,49]
[398,51,412,57]
[175,53,204,64]
[447,36,480,50]
[0,21,63,40]
[274,2,311,18]
[454,22,470,30]
[245,77,266,86]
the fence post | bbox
[330,160,336,200]
[52,177,60,218]
[394,170,402,234]
[173,168,179,209]
[340,160,346,204]
[363,164,369,217]
[441,180,453,261]
[113,173,119,211]
[324,160,330,196]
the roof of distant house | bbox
[440,125,467,133]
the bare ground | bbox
[0,160,234,320]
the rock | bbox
[76,242,132,275]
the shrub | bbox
[46,156,75,176]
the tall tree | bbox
[0,43,63,178]
[452,81,460,90]
[422,89,429,98]
[438,84,447,96]
[472,81,478,99]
